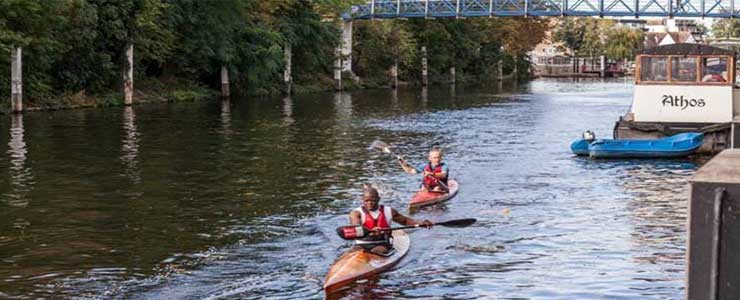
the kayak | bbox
[409,179,459,210]
[570,132,704,158]
[324,230,410,294]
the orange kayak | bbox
[324,230,410,294]
[409,179,459,210]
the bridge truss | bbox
[347,0,739,19]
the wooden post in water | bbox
[497,59,503,81]
[450,66,456,84]
[391,61,398,88]
[11,47,22,113]
[421,46,428,86]
[284,44,292,95]
[334,48,342,91]
[341,20,356,83]
[221,65,230,98]
[123,44,134,106]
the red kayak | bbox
[324,230,410,294]
[409,179,459,210]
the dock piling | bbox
[11,47,22,113]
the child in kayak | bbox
[349,186,432,255]
[398,146,449,192]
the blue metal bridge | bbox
[347,0,739,18]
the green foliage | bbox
[554,17,639,61]
[0,1,67,100]
[273,1,338,88]
[553,18,586,56]
[353,20,415,84]
[0,0,551,108]
[553,18,614,57]
[605,27,643,60]
[712,19,740,38]
[352,17,548,85]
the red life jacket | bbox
[362,205,390,230]
[423,162,447,188]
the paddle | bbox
[336,218,477,240]
[370,140,450,191]
[370,140,401,160]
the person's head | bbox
[362,186,381,211]
[428,147,443,165]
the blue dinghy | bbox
[571,132,704,158]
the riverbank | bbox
[1,79,219,115]
[2,72,528,115]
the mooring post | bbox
[11,47,22,113]
[123,44,134,106]
[421,46,428,86]
[450,66,456,84]
[341,20,357,83]
[284,44,292,95]
[600,55,606,78]
[221,65,230,98]
[334,48,342,91]
[498,59,503,81]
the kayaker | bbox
[349,187,432,255]
[398,146,449,192]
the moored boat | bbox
[612,43,740,153]
[571,132,704,158]
[324,230,410,294]
[409,179,459,210]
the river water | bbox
[0,78,701,299]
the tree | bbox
[0,1,67,99]
[605,27,643,61]
[553,18,586,57]
[712,19,740,38]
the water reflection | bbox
[221,99,232,134]
[4,114,32,207]
[334,92,353,123]
[121,106,140,184]
[283,96,295,126]
[326,277,392,300]
[620,161,695,260]
[389,89,400,112]
[421,87,428,105]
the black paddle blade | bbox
[336,225,367,240]
[436,218,477,228]
[370,140,391,153]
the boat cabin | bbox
[630,43,738,123]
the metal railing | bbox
[345,0,738,19]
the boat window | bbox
[671,57,697,82]
[701,57,728,83]
[640,57,668,82]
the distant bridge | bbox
[346,0,739,19]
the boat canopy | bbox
[636,43,736,85]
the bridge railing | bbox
[346,0,738,19]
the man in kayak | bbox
[398,146,449,192]
[349,187,432,255]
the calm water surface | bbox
[0,78,700,299]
